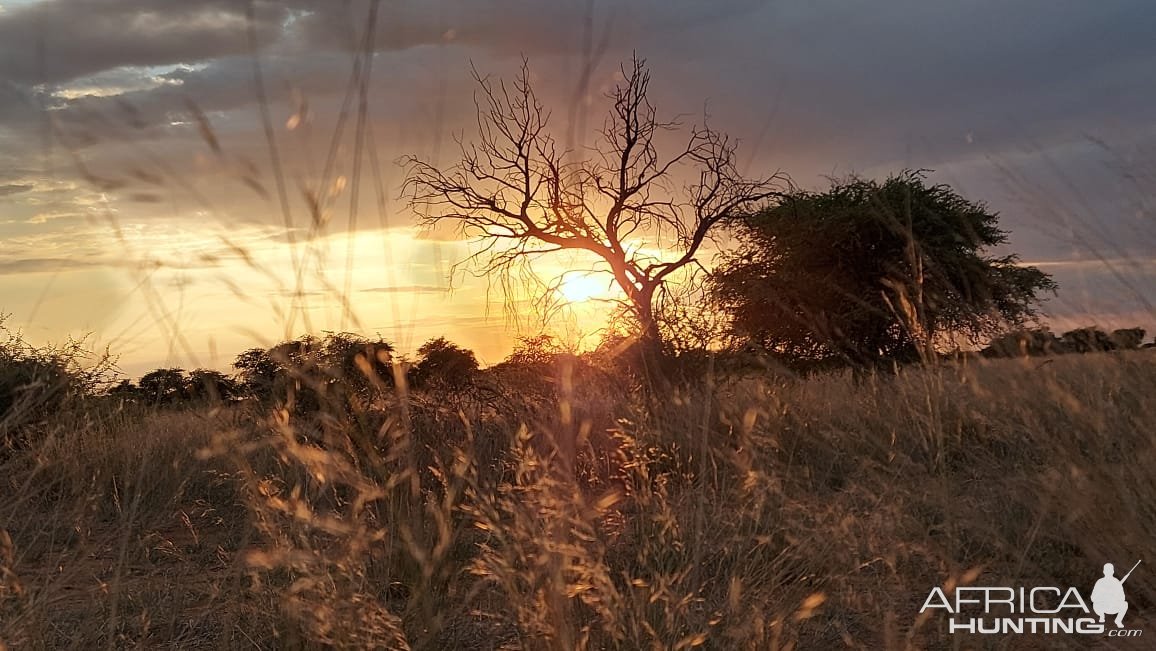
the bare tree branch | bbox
[403,54,784,354]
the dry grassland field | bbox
[2,350,1154,649]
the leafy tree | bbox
[108,379,141,400]
[403,56,781,365]
[138,368,188,405]
[318,332,394,395]
[712,171,1056,366]
[232,333,394,409]
[233,346,283,401]
[236,338,326,411]
[408,337,479,390]
[185,369,240,404]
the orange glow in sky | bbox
[556,273,615,304]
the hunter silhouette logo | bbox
[1092,560,1140,629]
[921,559,1144,637]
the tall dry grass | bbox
[2,350,1153,649]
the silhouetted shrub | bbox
[982,325,1150,358]
[1060,327,1116,353]
[408,337,478,391]
[0,317,113,447]
[982,329,1063,357]
[1109,328,1146,350]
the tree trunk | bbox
[633,290,670,393]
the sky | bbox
[1,0,1154,378]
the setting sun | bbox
[556,273,615,304]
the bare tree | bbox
[404,56,783,362]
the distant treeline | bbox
[106,332,477,409]
[4,319,1154,447]
[101,332,612,411]
[102,325,1156,412]
[981,326,1151,358]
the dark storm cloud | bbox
[0,0,291,84]
[57,46,437,125]
[46,55,312,133]
[0,0,768,133]
[0,0,1150,148]
[1,0,1154,270]
[922,130,1156,264]
[0,79,40,125]
[0,0,765,90]
[9,0,1146,175]
[292,0,766,55]
[700,0,1156,170]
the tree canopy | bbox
[232,332,394,408]
[711,171,1057,366]
[408,337,479,390]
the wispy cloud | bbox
[0,183,33,196]
[0,256,108,275]
[0,254,223,276]
[361,285,448,294]
[1022,258,1156,270]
